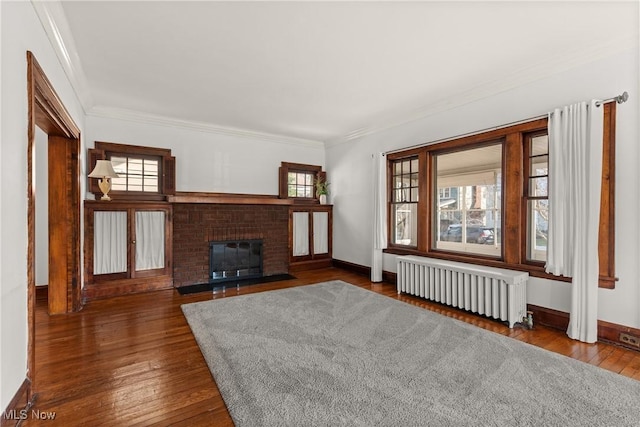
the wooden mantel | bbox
[167,191,295,205]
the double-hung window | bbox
[390,157,419,246]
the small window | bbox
[111,156,160,193]
[279,162,325,202]
[88,141,175,201]
[287,171,315,198]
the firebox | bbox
[209,239,263,283]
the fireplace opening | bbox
[209,239,263,283]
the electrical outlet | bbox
[619,332,640,348]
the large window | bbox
[435,144,502,257]
[386,103,617,288]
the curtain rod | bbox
[385,91,629,155]
[595,91,629,107]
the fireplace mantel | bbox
[168,191,295,205]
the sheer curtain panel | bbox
[546,100,603,343]
[135,211,165,271]
[372,153,387,282]
[94,211,127,274]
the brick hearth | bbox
[172,204,289,287]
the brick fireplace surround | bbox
[172,203,290,287]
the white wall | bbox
[327,47,640,329]
[35,127,48,286]
[0,1,85,411]
[85,115,325,196]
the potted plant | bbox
[315,176,330,205]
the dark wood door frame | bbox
[27,51,82,400]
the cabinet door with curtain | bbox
[84,201,173,299]
[289,205,332,272]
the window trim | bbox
[278,162,325,203]
[386,106,617,288]
[88,141,175,201]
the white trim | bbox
[87,106,325,148]
[31,0,94,113]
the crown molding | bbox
[326,35,638,147]
[87,106,325,148]
[31,0,94,113]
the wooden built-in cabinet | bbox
[289,205,333,271]
[83,200,173,300]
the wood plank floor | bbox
[24,267,640,426]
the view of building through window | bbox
[435,144,502,257]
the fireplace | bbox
[209,239,263,283]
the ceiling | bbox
[40,1,639,145]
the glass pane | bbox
[128,158,143,174]
[531,135,548,156]
[529,177,548,197]
[527,200,548,261]
[393,161,402,175]
[111,177,127,191]
[392,203,417,246]
[111,156,127,174]
[410,172,418,188]
[530,156,548,176]
[305,173,313,186]
[144,177,158,192]
[288,172,296,184]
[288,184,296,197]
[434,143,502,257]
[394,175,403,189]
[143,159,159,174]
[410,158,418,173]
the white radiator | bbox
[397,256,528,328]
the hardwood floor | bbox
[24,267,640,426]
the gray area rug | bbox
[181,280,640,426]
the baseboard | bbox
[331,259,370,277]
[1,378,34,427]
[331,258,397,285]
[527,304,640,352]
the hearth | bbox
[209,239,263,283]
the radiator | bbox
[397,256,528,328]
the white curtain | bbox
[94,211,127,274]
[546,100,603,343]
[312,211,329,255]
[135,211,165,271]
[372,152,387,282]
[292,212,310,256]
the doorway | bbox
[27,51,82,399]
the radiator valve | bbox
[526,311,534,329]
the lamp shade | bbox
[88,160,120,178]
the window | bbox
[287,171,315,198]
[111,156,160,193]
[278,162,325,202]
[386,103,617,288]
[434,144,502,257]
[524,133,549,262]
[391,157,418,246]
[88,141,175,201]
